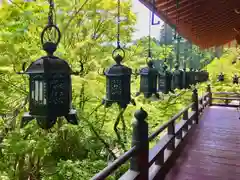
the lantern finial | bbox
[112,47,125,65]
[114,54,123,64]
[147,60,153,68]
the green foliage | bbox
[0,0,239,179]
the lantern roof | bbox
[105,64,132,76]
[25,56,72,74]
[139,66,158,75]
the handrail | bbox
[212,92,240,95]
[92,86,212,180]
[92,146,137,180]
[148,102,193,141]
[211,91,240,107]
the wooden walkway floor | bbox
[165,106,240,180]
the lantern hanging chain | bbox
[175,0,179,39]
[164,0,170,62]
[48,0,55,26]
[116,0,121,48]
[176,0,180,64]
[148,8,152,58]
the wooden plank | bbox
[212,97,240,101]
[211,103,239,108]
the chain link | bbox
[148,5,152,58]
[48,0,54,26]
[117,0,120,48]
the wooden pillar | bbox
[192,88,199,124]
[206,84,212,106]
[130,108,148,180]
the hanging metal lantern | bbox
[188,68,196,86]
[137,60,159,98]
[201,70,209,82]
[21,25,78,129]
[158,63,172,94]
[172,63,183,90]
[218,72,224,82]
[233,74,239,84]
[103,48,132,108]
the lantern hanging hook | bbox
[40,0,61,56]
[112,0,125,64]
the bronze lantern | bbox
[158,63,172,94]
[233,74,239,84]
[137,61,159,98]
[171,63,183,90]
[21,25,78,129]
[218,72,224,82]
[103,48,132,108]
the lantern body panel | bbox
[182,71,187,88]
[139,67,158,97]
[172,70,183,90]
[187,71,195,86]
[194,72,200,83]
[29,74,47,116]
[139,75,149,93]
[48,73,71,117]
[158,71,172,94]
[106,75,131,103]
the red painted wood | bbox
[165,106,240,180]
[140,0,240,48]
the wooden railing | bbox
[211,91,240,107]
[91,85,212,180]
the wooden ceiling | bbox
[139,0,240,49]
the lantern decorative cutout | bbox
[233,74,239,84]
[172,63,183,90]
[103,48,133,108]
[21,25,78,129]
[218,72,224,82]
[136,60,159,98]
[158,63,172,94]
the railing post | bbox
[130,108,148,180]
[206,84,212,105]
[182,110,189,132]
[167,121,175,151]
[192,88,199,124]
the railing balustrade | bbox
[92,85,213,180]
